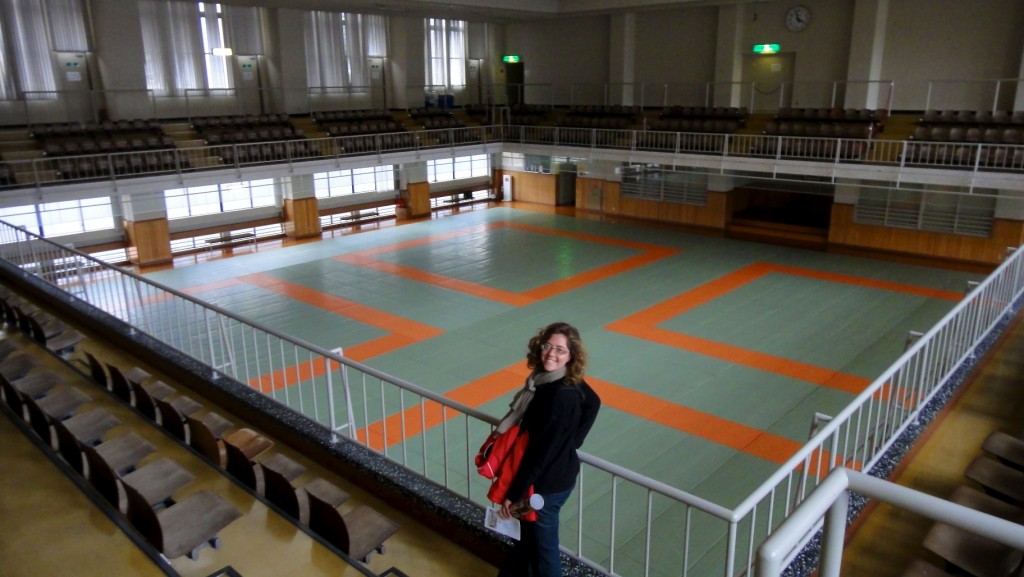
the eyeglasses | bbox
[540,342,569,356]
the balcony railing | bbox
[0,211,1022,576]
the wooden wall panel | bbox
[283,197,321,239]
[506,171,557,205]
[601,186,729,230]
[829,204,1024,266]
[124,217,172,267]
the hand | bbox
[498,499,513,519]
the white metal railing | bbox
[756,468,1024,577]
[3,124,1024,192]
[0,216,1022,577]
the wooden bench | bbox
[107,364,152,405]
[204,232,257,253]
[83,432,158,507]
[154,394,203,441]
[123,482,242,560]
[23,385,90,445]
[965,455,1024,504]
[0,353,39,382]
[1,368,60,417]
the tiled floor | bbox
[138,204,982,575]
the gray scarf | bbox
[495,366,567,434]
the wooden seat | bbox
[260,452,308,520]
[81,350,108,389]
[46,329,85,357]
[223,427,274,491]
[901,558,958,577]
[133,380,176,422]
[1,369,60,417]
[0,338,23,361]
[922,521,1023,577]
[305,478,397,562]
[982,431,1024,472]
[52,407,122,474]
[185,411,234,467]
[23,386,90,445]
[965,455,1024,504]
[83,432,158,506]
[107,364,152,405]
[121,457,196,511]
[154,394,203,441]
[123,482,242,560]
[0,354,38,382]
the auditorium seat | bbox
[120,457,197,512]
[223,427,274,491]
[123,480,241,560]
[52,406,122,474]
[185,410,234,467]
[154,393,203,440]
[83,431,158,506]
[22,384,91,446]
[260,452,309,520]
[306,477,399,562]
[981,431,1024,471]
[901,558,957,577]
[964,455,1024,504]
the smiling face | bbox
[540,333,572,372]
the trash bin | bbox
[425,92,437,108]
[443,94,455,109]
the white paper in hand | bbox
[484,507,521,541]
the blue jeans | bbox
[498,488,573,577]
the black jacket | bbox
[505,377,601,501]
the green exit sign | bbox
[752,44,780,54]
[502,55,520,63]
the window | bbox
[0,0,89,100]
[621,164,709,206]
[306,12,387,89]
[165,178,276,219]
[141,1,256,96]
[425,18,466,89]
[854,185,995,237]
[427,155,489,182]
[314,165,397,198]
[0,197,115,237]
[198,3,232,90]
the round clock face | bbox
[786,5,811,32]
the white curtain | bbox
[199,2,232,91]
[306,11,386,90]
[223,4,263,56]
[0,0,57,100]
[140,0,205,97]
[425,18,465,89]
[46,0,89,52]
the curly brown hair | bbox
[526,321,587,385]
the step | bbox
[163,123,192,133]
[0,129,31,142]
[0,140,39,153]
[2,150,44,161]
[726,221,828,249]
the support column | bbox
[609,13,636,106]
[122,192,171,267]
[713,4,745,108]
[845,0,890,110]
[398,161,431,220]
[281,174,322,239]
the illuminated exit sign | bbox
[752,44,781,54]
[502,55,520,63]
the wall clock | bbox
[786,5,812,32]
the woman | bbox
[497,322,601,577]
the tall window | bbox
[427,155,488,182]
[141,1,255,96]
[425,18,466,89]
[198,3,232,90]
[306,12,387,89]
[0,0,89,100]
[314,165,397,198]
[164,178,275,219]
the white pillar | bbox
[845,0,890,110]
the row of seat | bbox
[203,127,306,146]
[78,346,400,562]
[567,104,642,118]
[647,118,743,133]
[750,125,872,160]
[29,119,164,140]
[0,293,242,562]
[42,134,177,158]
[659,105,748,121]
[909,430,1024,577]
[218,139,322,165]
[54,149,192,180]
[189,113,292,132]
[419,116,466,130]
[776,107,887,126]
[918,109,1024,127]
[902,127,1024,168]
[311,109,394,124]
[560,115,634,129]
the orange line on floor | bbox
[356,362,804,465]
[336,221,678,306]
[769,264,964,301]
[177,277,247,297]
